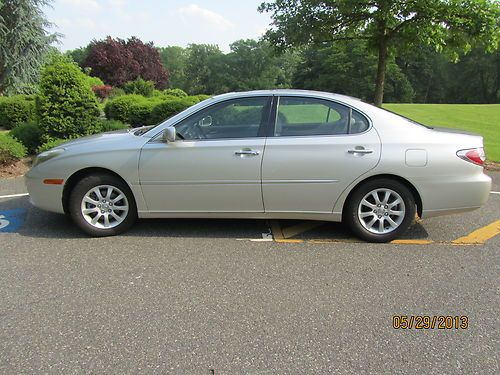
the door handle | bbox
[347,149,373,154]
[235,150,260,156]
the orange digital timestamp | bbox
[392,315,469,329]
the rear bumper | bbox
[25,175,65,214]
[420,172,492,219]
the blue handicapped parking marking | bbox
[0,208,27,233]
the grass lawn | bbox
[384,104,500,162]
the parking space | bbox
[0,173,499,373]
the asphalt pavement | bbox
[0,173,498,374]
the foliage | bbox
[65,46,89,67]
[98,119,129,132]
[36,138,67,153]
[105,93,204,126]
[92,85,113,100]
[128,99,163,127]
[158,46,188,89]
[104,94,145,123]
[9,121,43,154]
[84,36,169,88]
[0,132,27,164]
[0,95,36,129]
[37,59,101,140]
[384,103,500,161]
[259,0,500,106]
[150,99,191,124]
[0,0,59,95]
[184,44,227,94]
[84,74,104,88]
[163,88,188,97]
[124,77,155,97]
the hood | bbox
[55,128,142,149]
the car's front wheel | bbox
[69,174,137,237]
[344,178,416,242]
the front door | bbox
[139,96,272,213]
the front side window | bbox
[275,97,369,136]
[175,97,269,140]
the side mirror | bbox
[162,127,176,142]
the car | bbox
[25,90,492,242]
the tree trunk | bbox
[374,39,388,107]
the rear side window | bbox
[275,97,369,136]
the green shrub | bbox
[123,78,155,97]
[193,94,211,102]
[150,99,191,124]
[105,94,144,123]
[9,122,43,154]
[163,88,188,98]
[0,95,36,130]
[109,87,125,99]
[36,138,68,154]
[37,60,101,140]
[0,133,27,164]
[98,119,129,132]
[85,75,105,88]
[129,98,166,127]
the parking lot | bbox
[1,173,499,374]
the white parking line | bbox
[0,193,29,199]
[491,191,500,195]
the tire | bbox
[69,173,137,237]
[344,178,416,243]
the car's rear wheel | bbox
[69,174,137,237]
[344,178,416,243]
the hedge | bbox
[0,95,36,130]
[0,133,27,164]
[105,94,208,127]
[9,122,43,154]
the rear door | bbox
[261,96,381,213]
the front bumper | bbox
[25,174,65,214]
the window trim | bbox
[270,95,372,138]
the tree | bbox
[184,44,227,94]
[292,40,414,102]
[37,56,100,139]
[0,0,58,94]
[83,36,168,89]
[158,46,188,89]
[259,0,500,106]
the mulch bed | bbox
[0,158,32,179]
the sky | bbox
[44,0,272,52]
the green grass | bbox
[384,104,500,162]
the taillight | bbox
[457,148,486,166]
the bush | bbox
[0,96,36,130]
[109,87,125,99]
[150,99,191,124]
[104,94,145,123]
[36,138,68,154]
[0,133,27,164]
[98,119,129,132]
[163,88,188,98]
[85,75,104,88]
[123,78,155,97]
[37,60,101,140]
[92,85,113,100]
[9,122,43,154]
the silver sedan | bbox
[25,90,492,242]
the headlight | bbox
[32,148,65,167]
